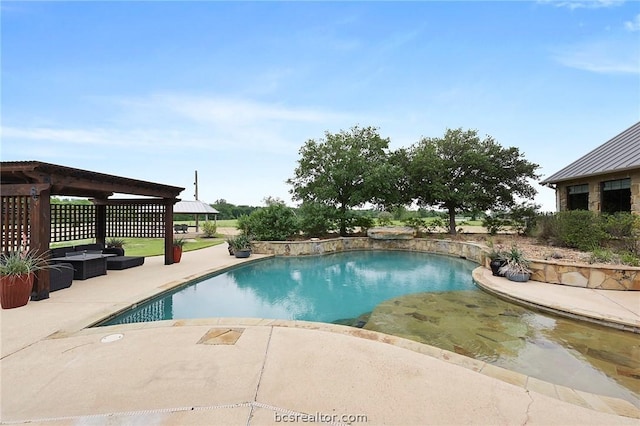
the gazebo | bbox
[173,200,220,232]
[0,161,185,300]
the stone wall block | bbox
[545,265,560,284]
[560,271,589,287]
[588,270,607,289]
[600,277,627,290]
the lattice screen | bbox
[51,204,96,243]
[106,203,166,238]
[1,196,31,252]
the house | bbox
[540,122,640,214]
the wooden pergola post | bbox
[31,185,51,300]
[95,202,107,247]
[164,199,175,265]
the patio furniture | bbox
[49,262,74,292]
[107,256,145,270]
[174,224,188,233]
[50,253,114,280]
[50,243,145,273]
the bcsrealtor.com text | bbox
[274,411,368,423]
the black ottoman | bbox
[106,256,145,270]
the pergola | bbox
[1,161,185,300]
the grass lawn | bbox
[51,237,224,257]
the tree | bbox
[287,125,401,236]
[406,128,540,235]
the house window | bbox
[567,184,589,210]
[601,178,631,213]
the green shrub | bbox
[402,217,427,236]
[589,248,614,264]
[241,202,299,241]
[601,212,640,254]
[555,210,605,251]
[236,214,251,235]
[297,202,337,237]
[200,221,217,238]
[482,212,510,236]
[619,251,640,267]
[377,211,393,226]
[353,215,375,233]
[509,203,539,236]
[426,217,447,234]
[534,213,559,243]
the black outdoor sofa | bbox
[50,243,145,272]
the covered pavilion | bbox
[173,200,219,232]
[0,161,184,300]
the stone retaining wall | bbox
[251,238,640,291]
[528,260,639,291]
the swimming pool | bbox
[102,251,477,325]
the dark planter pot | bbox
[228,245,234,256]
[1,273,34,309]
[173,246,183,263]
[489,259,507,276]
[234,250,251,259]
[506,271,530,282]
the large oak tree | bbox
[287,126,401,236]
[406,128,540,234]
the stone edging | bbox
[251,237,640,291]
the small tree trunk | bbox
[448,207,457,235]
[339,204,347,237]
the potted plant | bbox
[106,238,125,249]
[486,242,507,277]
[498,245,531,282]
[0,248,47,309]
[226,236,236,256]
[229,234,252,258]
[173,237,186,263]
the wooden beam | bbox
[0,183,51,196]
[91,198,170,205]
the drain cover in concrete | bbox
[197,328,244,345]
[101,333,124,343]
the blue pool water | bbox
[102,251,477,325]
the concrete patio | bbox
[1,243,638,425]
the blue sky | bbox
[2,1,639,212]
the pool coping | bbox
[69,318,640,419]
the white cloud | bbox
[624,13,640,31]
[538,0,625,10]
[553,39,640,74]
[1,95,355,162]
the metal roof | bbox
[174,200,219,214]
[540,121,640,185]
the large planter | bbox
[234,249,251,259]
[173,246,183,263]
[505,271,530,282]
[489,259,507,277]
[1,273,34,309]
